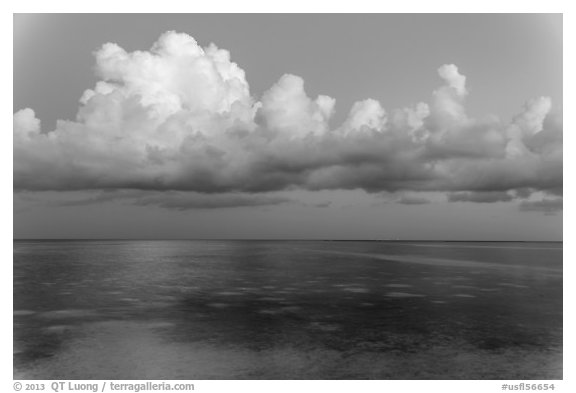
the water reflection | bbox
[14,240,562,379]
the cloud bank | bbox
[447,191,514,204]
[519,198,563,215]
[38,190,292,210]
[395,195,432,205]
[14,31,562,208]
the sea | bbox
[13,240,563,379]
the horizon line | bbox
[13,238,563,243]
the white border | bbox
[4,2,571,392]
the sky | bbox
[13,13,563,240]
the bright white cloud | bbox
[259,74,334,138]
[437,64,467,97]
[340,99,387,134]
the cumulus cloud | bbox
[14,31,562,206]
[259,74,334,138]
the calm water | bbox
[13,240,562,379]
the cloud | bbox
[310,201,333,208]
[341,99,387,134]
[134,192,291,210]
[258,74,334,138]
[37,190,292,210]
[447,191,514,203]
[396,195,431,205]
[438,64,467,97]
[519,198,563,215]
[14,31,562,204]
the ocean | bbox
[13,240,562,379]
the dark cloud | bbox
[519,198,563,215]
[135,193,291,210]
[44,190,292,210]
[396,195,431,205]
[311,201,333,208]
[447,191,514,203]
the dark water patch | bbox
[499,283,530,289]
[14,310,36,316]
[385,292,425,298]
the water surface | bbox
[14,240,562,379]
